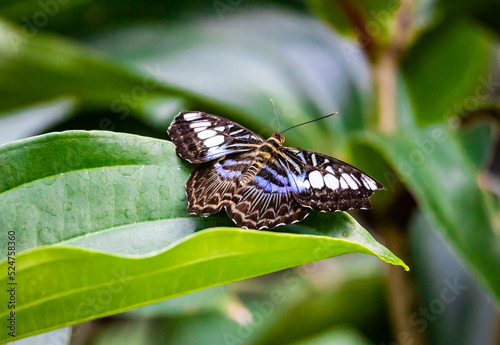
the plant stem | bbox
[373,52,397,133]
[378,224,427,345]
[338,0,425,342]
[373,0,413,134]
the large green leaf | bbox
[359,125,500,303]
[0,130,406,342]
[0,130,202,258]
[0,226,406,343]
[401,19,493,126]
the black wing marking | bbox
[186,153,254,216]
[168,111,264,163]
[226,157,310,229]
[281,147,385,212]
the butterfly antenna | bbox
[270,99,280,133]
[281,112,338,134]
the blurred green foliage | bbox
[1,0,499,344]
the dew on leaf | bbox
[137,180,147,193]
[139,141,155,154]
[97,211,109,219]
[159,185,170,197]
[124,209,137,220]
[77,171,91,181]
[64,202,73,211]
[99,173,109,184]
[156,166,170,180]
[118,166,140,177]
[41,175,59,186]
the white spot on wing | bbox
[204,135,225,147]
[194,126,207,133]
[190,121,211,128]
[286,157,300,170]
[302,179,311,189]
[363,176,378,190]
[184,112,201,120]
[325,166,334,173]
[324,174,339,190]
[309,171,324,189]
[214,126,225,132]
[198,130,217,139]
[311,154,317,166]
[297,152,306,162]
[342,173,359,190]
[340,177,349,189]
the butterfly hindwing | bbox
[282,147,385,212]
[226,157,310,229]
[167,111,264,163]
[186,153,253,216]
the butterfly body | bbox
[168,111,384,229]
[240,133,284,185]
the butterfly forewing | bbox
[226,157,310,229]
[167,111,264,163]
[281,147,384,212]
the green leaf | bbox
[0,226,406,343]
[0,19,228,120]
[409,209,495,345]
[0,10,373,155]
[0,130,406,342]
[401,19,493,126]
[248,273,387,345]
[0,130,238,258]
[419,0,500,34]
[85,10,372,153]
[359,125,500,303]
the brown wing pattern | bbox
[225,157,310,229]
[167,111,263,163]
[186,153,253,216]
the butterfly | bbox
[167,111,384,230]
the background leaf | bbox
[360,125,500,303]
[401,19,493,126]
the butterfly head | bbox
[272,133,285,144]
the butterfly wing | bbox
[226,156,310,229]
[168,111,264,163]
[186,153,254,216]
[282,147,385,212]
